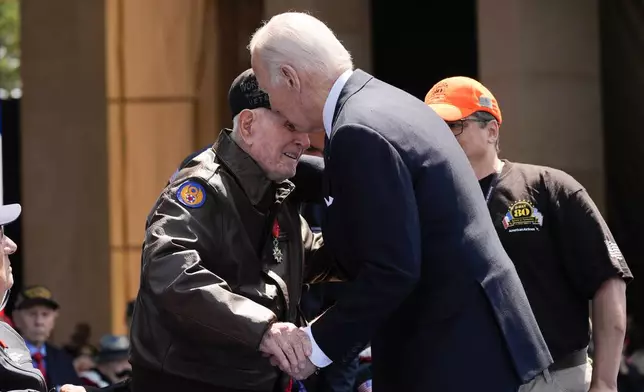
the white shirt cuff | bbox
[302,325,333,368]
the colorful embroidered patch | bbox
[177,181,206,208]
[502,200,544,232]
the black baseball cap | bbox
[228,68,271,119]
[14,285,60,310]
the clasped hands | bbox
[259,322,318,380]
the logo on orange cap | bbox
[425,77,502,124]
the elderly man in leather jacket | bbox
[129,69,336,392]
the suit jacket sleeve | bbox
[291,155,325,205]
[83,379,131,392]
[141,179,277,349]
[300,216,347,284]
[310,124,421,364]
[48,346,82,386]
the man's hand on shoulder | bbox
[259,322,312,374]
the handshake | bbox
[259,322,319,380]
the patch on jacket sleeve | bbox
[176,180,206,208]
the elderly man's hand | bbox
[60,385,87,392]
[268,353,318,380]
[259,322,312,373]
[291,357,318,380]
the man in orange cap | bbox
[426,77,633,392]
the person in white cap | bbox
[0,204,130,392]
[0,203,48,391]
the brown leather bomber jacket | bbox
[129,131,336,391]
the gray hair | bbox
[469,111,497,123]
[230,113,242,143]
[248,12,353,86]
[468,111,500,152]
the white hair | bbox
[230,113,242,142]
[249,12,353,86]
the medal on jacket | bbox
[272,219,283,263]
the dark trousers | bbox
[131,365,282,392]
[300,283,361,392]
[314,357,359,392]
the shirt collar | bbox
[323,69,354,138]
[25,341,46,357]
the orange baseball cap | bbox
[424,77,502,124]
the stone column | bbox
[105,0,221,334]
[21,0,227,341]
[21,0,111,343]
[477,0,605,209]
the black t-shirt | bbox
[479,161,633,362]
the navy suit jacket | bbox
[45,343,81,388]
[309,70,552,391]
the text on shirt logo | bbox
[502,200,544,232]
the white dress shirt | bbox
[322,69,354,138]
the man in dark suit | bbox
[249,12,553,392]
[12,285,82,389]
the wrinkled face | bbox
[251,55,315,134]
[13,305,58,345]
[242,108,310,182]
[446,117,493,162]
[0,227,17,298]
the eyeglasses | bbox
[445,118,489,137]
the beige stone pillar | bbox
[104,0,262,335]
[21,0,112,344]
[212,1,266,124]
[105,0,221,335]
[477,0,605,209]
[21,0,226,343]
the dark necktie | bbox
[32,351,47,381]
